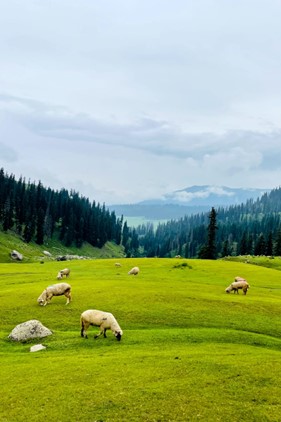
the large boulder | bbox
[43,250,52,257]
[10,250,23,261]
[8,319,52,342]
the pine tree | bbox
[239,231,248,255]
[221,239,230,257]
[254,233,266,255]
[274,229,281,256]
[265,231,273,256]
[2,196,13,231]
[198,208,218,259]
[122,221,130,247]
[35,208,45,245]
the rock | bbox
[56,255,67,261]
[8,320,52,342]
[30,344,46,352]
[43,251,52,257]
[56,254,90,261]
[10,250,23,261]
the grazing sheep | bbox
[175,255,181,258]
[115,262,122,267]
[225,277,250,295]
[80,309,123,341]
[128,266,140,275]
[37,282,72,306]
[57,268,70,280]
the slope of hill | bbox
[0,231,125,263]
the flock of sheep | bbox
[36,264,249,343]
[37,265,140,342]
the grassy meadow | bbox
[1,257,281,421]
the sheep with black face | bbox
[80,309,123,341]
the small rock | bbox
[30,344,46,352]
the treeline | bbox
[2,167,281,260]
[0,168,138,252]
[136,188,281,258]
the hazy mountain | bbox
[139,185,269,206]
[108,185,270,221]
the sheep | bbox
[128,266,140,275]
[115,262,122,267]
[80,309,123,341]
[37,282,72,306]
[175,255,181,258]
[57,268,70,280]
[225,277,250,295]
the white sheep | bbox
[225,277,250,295]
[37,282,72,306]
[57,268,71,280]
[115,262,122,267]
[128,266,140,275]
[80,309,123,341]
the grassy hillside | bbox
[1,258,281,421]
[0,230,125,263]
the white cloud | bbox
[0,1,281,204]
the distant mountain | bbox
[108,185,270,221]
[139,185,269,206]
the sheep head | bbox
[37,290,47,305]
[114,330,123,341]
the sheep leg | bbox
[65,291,71,305]
[47,293,53,303]
[94,329,104,339]
[103,329,107,338]
[81,320,89,338]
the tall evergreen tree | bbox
[35,208,45,245]
[239,231,248,255]
[254,233,266,255]
[274,229,281,256]
[198,208,218,259]
[221,239,230,257]
[122,221,130,248]
[2,196,13,231]
[265,231,273,256]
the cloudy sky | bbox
[0,0,281,205]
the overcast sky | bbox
[0,0,281,205]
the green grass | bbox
[1,258,281,421]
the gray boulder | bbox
[8,319,52,342]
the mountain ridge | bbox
[108,185,271,221]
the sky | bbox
[0,0,281,205]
